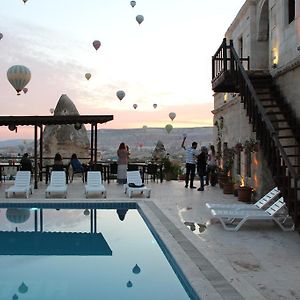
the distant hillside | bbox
[95,127,213,160]
[0,127,213,160]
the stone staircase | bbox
[212,39,300,230]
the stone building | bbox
[211,0,300,226]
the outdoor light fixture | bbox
[272,47,279,68]
[74,122,82,130]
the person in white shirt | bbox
[181,137,198,189]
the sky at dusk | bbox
[0,0,245,139]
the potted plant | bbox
[162,156,182,181]
[237,177,252,202]
[218,147,234,188]
[222,177,234,194]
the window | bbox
[288,0,295,24]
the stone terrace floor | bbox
[1,178,300,300]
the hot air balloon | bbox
[130,1,136,7]
[169,112,176,121]
[0,33,3,40]
[7,65,31,95]
[23,0,28,3]
[74,122,82,130]
[133,104,138,109]
[126,281,133,288]
[153,103,157,109]
[18,282,28,294]
[85,73,91,80]
[23,87,28,94]
[6,208,30,223]
[165,124,173,134]
[116,90,125,101]
[132,264,141,274]
[136,15,144,25]
[92,40,101,50]
[12,294,18,300]
[50,108,54,114]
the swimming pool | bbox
[0,202,200,300]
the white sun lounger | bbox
[210,197,294,231]
[124,171,151,198]
[45,171,67,198]
[85,171,106,198]
[206,187,280,211]
[5,171,32,198]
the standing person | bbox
[207,145,217,185]
[197,146,207,191]
[181,137,198,189]
[117,142,130,184]
[20,153,32,172]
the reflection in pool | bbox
[0,205,198,300]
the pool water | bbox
[0,205,197,300]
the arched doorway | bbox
[256,0,269,69]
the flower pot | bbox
[218,174,228,188]
[223,182,234,194]
[238,186,252,202]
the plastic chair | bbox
[5,171,32,198]
[45,171,67,198]
[124,171,151,198]
[85,171,106,198]
[210,197,294,231]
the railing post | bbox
[229,40,234,73]
[222,38,227,71]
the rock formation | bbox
[152,140,166,162]
[43,94,90,163]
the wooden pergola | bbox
[0,115,114,189]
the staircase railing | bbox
[212,39,300,228]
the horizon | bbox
[0,125,213,141]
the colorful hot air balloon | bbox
[23,87,28,94]
[116,90,125,101]
[136,15,144,25]
[133,104,138,109]
[130,1,136,7]
[7,65,31,95]
[92,40,101,50]
[85,73,91,80]
[0,33,3,40]
[169,112,176,121]
[165,124,173,134]
[153,103,157,109]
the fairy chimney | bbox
[43,94,90,163]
